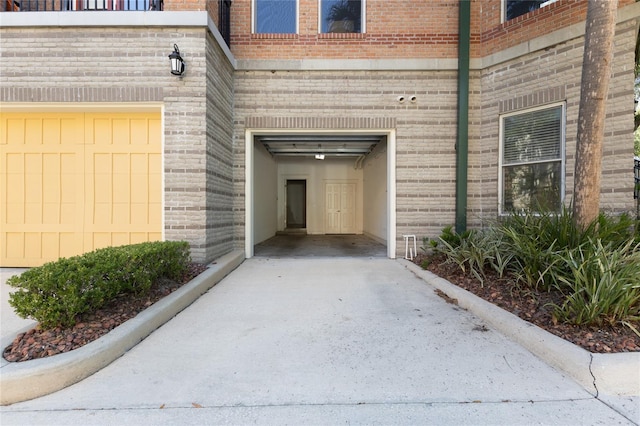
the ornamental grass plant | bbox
[428,209,640,327]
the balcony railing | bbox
[635,158,639,219]
[4,0,163,11]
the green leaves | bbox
[551,239,640,326]
[430,208,639,326]
[8,241,190,329]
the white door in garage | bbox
[325,182,356,234]
[0,112,162,267]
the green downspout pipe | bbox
[455,0,471,234]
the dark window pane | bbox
[256,0,296,34]
[506,0,546,21]
[503,161,562,213]
[321,0,362,33]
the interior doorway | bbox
[286,179,306,229]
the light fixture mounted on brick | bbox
[168,44,185,76]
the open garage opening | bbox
[245,129,396,258]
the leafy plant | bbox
[430,208,639,326]
[497,207,638,290]
[8,241,190,329]
[432,227,512,286]
[550,239,640,326]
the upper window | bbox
[504,0,556,22]
[500,104,565,214]
[254,0,297,34]
[320,0,364,33]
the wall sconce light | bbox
[168,44,185,76]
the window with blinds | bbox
[500,103,565,214]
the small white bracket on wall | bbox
[403,234,417,260]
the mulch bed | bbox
[4,256,639,362]
[3,263,208,362]
[415,253,640,354]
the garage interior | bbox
[251,133,389,258]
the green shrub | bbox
[432,209,639,326]
[8,241,190,329]
[433,227,513,286]
[551,239,640,326]
[498,207,638,290]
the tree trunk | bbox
[573,0,618,230]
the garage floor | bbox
[254,234,386,257]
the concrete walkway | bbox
[1,258,638,425]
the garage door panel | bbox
[6,174,24,203]
[59,119,79,145]
[113,153,129,173]
[42,203,60,224]
[42,233,59,259]
[25,232,43,260]
[6,153,24,172]
[6,203,24,224]
[130,232,149,244]
[4,233,24,260]
[131,203,148,225]
[25,119,44,145]
[4,118,25,145]
[91,233,112,250]
[2,112,162,267]
[59,233,78,259]
[131,119,149,146]
[111,233,130,247]
[131,178,149,201]
[93,203,111,224]
[131,154,148,174]
[41,119,62,145]
[24,177,42,203]
[113,203,130,224]
[25,202,42,224]
[60,203,75,224]
[113,119,130,145]
[149,203,162,225]
[89,118,113,146]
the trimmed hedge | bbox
[8,241,190,329]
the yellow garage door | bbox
[1,112,162,267]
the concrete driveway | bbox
[1,258,638,425]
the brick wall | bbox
[476,19,637,219]
[225,0,633,61]
[0,26,233,264]
[233,70,461,252]
[205,31,235,260]
[230,0,463,60]
[480,0,635,57]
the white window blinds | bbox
[503,106,562,165]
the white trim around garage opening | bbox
[245,128,396,259]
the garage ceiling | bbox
[257,134,384,158]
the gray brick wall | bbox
[2,16,635,262]
[205,31,235,261]
[477,20,636,220]
[233,71,461,252]
[0,26,234,264]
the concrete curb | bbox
[0,250,245,406]
[400,259,640,397]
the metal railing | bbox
[635,158,639,219]
[218,0,231,47]
[4,0,162,11]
